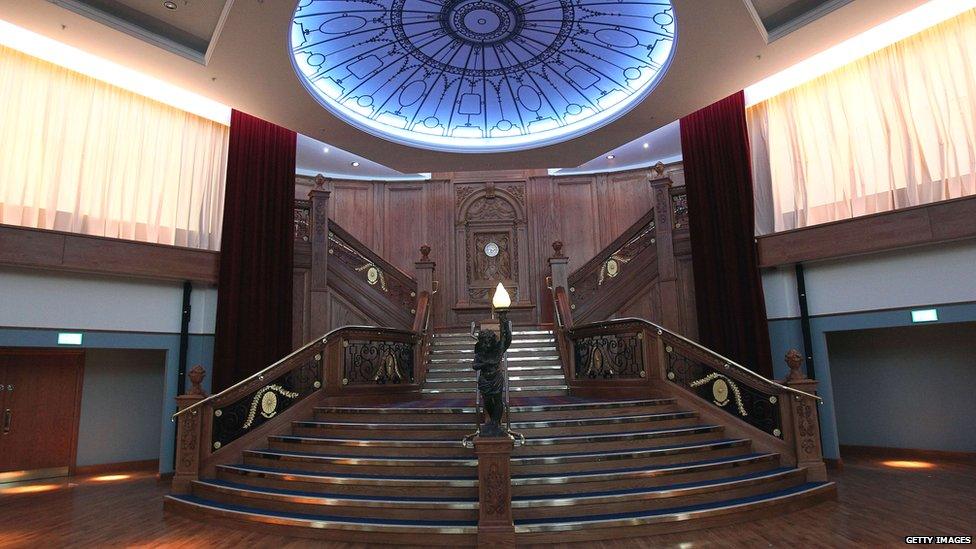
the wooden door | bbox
[0,349,85,477]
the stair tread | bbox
[512,467,797,503]
[272,425,717,446]
[513,452,777,481]
[513,482,833,529]
[512,438,753,464]
[168,494,478,529]
[219,463,477,481]
[296,411,696,430]
[196,479,478,504]
[247,448,476,463]
[315,398,676,414]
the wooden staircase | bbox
[165,327,835,545]
[422,329,569,397]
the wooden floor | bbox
[0,455,973,548]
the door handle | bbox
[2,409,10,435]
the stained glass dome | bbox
[290,0,676,152]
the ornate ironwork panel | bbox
[329,230,416,315]
[343,339,415,385]
[211,353,322,450]
[671,192,688,228]
[294,200,310,242]
[573,332,645,379]
[569,218,656,307]
[665,347,783,437]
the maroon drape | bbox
[212,110,296,391]
[679,91,773,377]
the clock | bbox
[484,241,499,257]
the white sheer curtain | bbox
[0,44,228,250]
[749,9,976,234]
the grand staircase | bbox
[165,327,835,545]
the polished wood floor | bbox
[0,455,973,548]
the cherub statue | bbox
[472,310,512,437]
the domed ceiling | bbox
[290,0,676,153]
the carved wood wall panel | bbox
[296,164,691,329]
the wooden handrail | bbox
[569,317,820,401]
[568,209,656,285]
[329,220,417,291]
[172,324,386,420]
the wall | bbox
[762,238,976,459]
[827,323,976,453]
[297,163,688,328]
[0,266,217,474]
[77,349,167,466]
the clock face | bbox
[484,241,500,257]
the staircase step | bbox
[513,425,724,455]
[216,464,477,498]
[512,482,836,543]
[266,435,472,457]
[429,355,560,364]
[426,364,562,375]
[511,452,781,496]
[164,494,478,545]
[510,438,753,475]
[511,467,806,520]
[431,347,557,355]
[424,374,565,384]
[435,330,552,338]
[190,479,478,521]
[314,398,677,423]
[434,338,555,347]
[421,385,568,396]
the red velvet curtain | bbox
[212,110,296,391]
[679,91,774,377]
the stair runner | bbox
[165,329,835,545]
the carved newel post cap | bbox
[186,365,208,397]
[784,349,806,382]
[420,244,431,261]
[652,161,666,176]
[551,240,564,258]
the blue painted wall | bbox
[768,302,976,459]
[0,327,214,473]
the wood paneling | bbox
[554,179,601,272]
[0,224,219,284]
[297,163,687,329]
[382,184,425,273]
[756,195,976,267]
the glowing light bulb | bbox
[492,283,511,309]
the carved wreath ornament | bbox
[241,384,299,429]
[690,372,748,416]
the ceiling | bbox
[6,0,928,172]
[291,0,676,153]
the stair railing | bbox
[557,316,827,480]
[171,314,433,493]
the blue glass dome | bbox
[290,0,676,152]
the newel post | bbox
[309,177,332,338]
[783,349,828,482]
[650,175,680,330]
[475,437,515,547]
[415,244,435,296]
[548,240,569,292]
[172,365,207,493]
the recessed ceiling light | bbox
[606,154,615,160]
[642,143,649,149]
[163,1,178,10]
[351,161,360,167]
[322,147,329,153]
